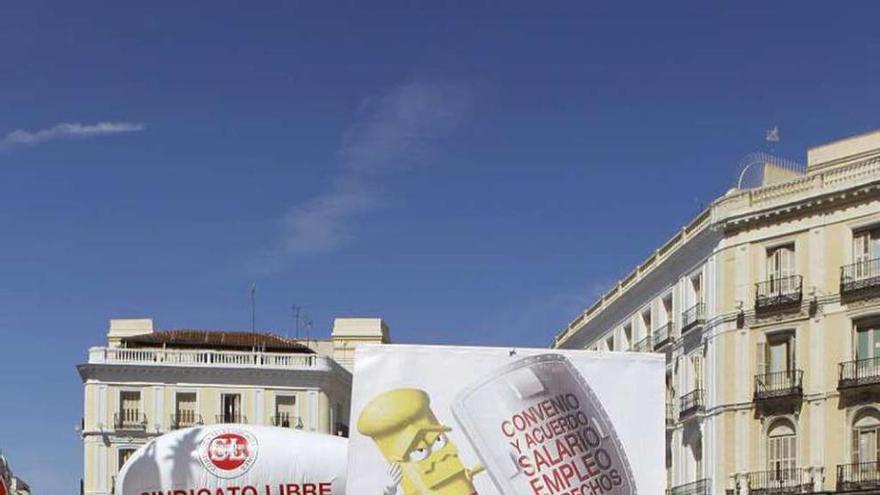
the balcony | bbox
[746,468,813,494]
[216,414,247,424]
[170,412,203,429]
[668,478,710,495]
[679,389,705,420]
[271,414,302,429]
[654,322,673,349]
[841,258,880,301]
[755,275,803,316]
[754,369,804,401]
[681,303,705,334]
[114,409,147,431]
[632,334,653,353]
[837,461,880,493]
[839,357,880,390]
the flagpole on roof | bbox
[250,283,257,349]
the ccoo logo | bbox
[198,428,258,478]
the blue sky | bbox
[1,1,878,491]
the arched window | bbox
[852,409,880,464]
[767,419,797,477]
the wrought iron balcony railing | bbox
[654,322,673,349]
[667,478,710,495]
[632,334,653,353]
[114,409,147,430]
[216,414,247,424]
[754,369,804,401]
[679,389,705,420]
[681,303,705,334]
[755,275,803,315]
[171,412,203,429]
[271,414,302,428]
[837,461,880,492]
[746,467,812,494]
[841,258,880,299]
[839,357,880,390]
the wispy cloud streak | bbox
[0,121,145,151]
[278,80,473,258]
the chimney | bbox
[330,318,390,371]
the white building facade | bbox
[77,317,388,495]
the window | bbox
[274,395,297,428]
[688,273,703,307]
[334,403,348,436]
[854,228,880,262]
[852,409,880,464]
[767,420,797,476]
[692,435,703,480]
[688,353,703,392]
[757,332,796,376]
[641,308,652,337]
[766,244,795,291]
[118,448,136,471]
[118,391,142,427]
[221,393,242,423]
[605,335,614,352]
[174,392,197,427]
[622,324,632,350]
[662,294,673,325]
[856,320,880,361]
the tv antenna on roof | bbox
[291,304,301,339]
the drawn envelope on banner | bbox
[452,353,637,495]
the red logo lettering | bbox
[199,428,259,478]
[207,433,251,470]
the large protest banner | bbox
[346,345,663,495]
[117,425,347,495]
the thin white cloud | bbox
[0,121,145,151]
[275,80,473,260]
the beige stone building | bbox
[77,317,388,495]
[554,130,880,495]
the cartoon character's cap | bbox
[357,388,450,461]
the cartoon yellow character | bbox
[358,388,484,495]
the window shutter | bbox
[876,426,880,463]
[756,341,767,378]
[782,246,795,277]
[790,335,796,372]
[692,354,704,390]
[855,233,868,261]
[853,428,861,464]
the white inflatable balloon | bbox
[116,425,347,495]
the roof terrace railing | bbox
[88,346,326,370]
